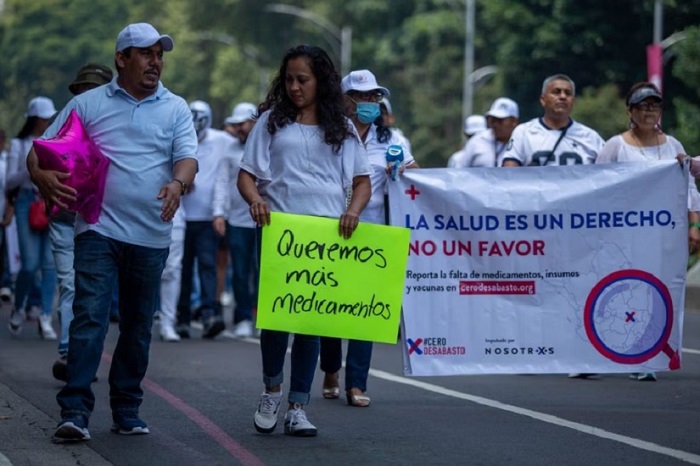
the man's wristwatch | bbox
[172,178,187,195]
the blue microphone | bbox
[385,145,404,181]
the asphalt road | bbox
[1,306,699,466]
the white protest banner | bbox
[388,161,688,376]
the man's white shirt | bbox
[212,135,255,228]
[460,129,506,168]
[182,128,236,221]
[502,118,604,166]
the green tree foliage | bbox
[571,84,628,141]
[1,0,699,166]
[672,25,700,153]
[0,0,174,134]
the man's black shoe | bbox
[202,318,225,339]
[176,324,191,339]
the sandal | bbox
[346,388,370,407]
[322,372,340,399]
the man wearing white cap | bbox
[27,22,198,442]
[502,74,603,167]
[446,115,486,168]
[460,97,519,167]
[223,102,257,141]
[213,102,258,338]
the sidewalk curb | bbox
[0,381,112,466]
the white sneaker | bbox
[630,372,657,381]
[254,391,282,434]
[0,287,12,301]
[284,404,317,437]
[232,320,253,338]
[39,315,57,340]
[52,420,91,443]
[160,323,181,342]
[8,309,24,336]
[0,288,13,313]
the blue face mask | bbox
[356,102,381,124]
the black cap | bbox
[68,64,113,95]
[628,87,662,106]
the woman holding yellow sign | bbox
[320,69,419,408]
[237,45,371,437]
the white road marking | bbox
[232,333,700,464]
[367,367,700,464]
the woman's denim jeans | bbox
[256,227,318,405]
[260,330,320,405]
[320,337,373,392]
[14,188,56,316]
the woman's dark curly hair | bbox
[16,117,41,139]
[258,44,352,153]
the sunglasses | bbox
[348,91,384,103]
[633,101,663,111]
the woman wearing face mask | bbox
[596,82,700,382]
[319,69,419,407]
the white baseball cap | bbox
[225,102,256,125]
[341,70,390,96]
[115,23,173,52]
[26,96,56,119]
[464,115,487,136]
[485,97,519,119]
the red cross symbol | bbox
[405,184,420,200]
[625,311,636,323]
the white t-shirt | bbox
[596,134,700,210]
[461,129,506,168]
[361,125,416,225]
[391,127,412,154]
[181,128,236,221]
[446,147,466,168]
[502,118,604,167]
[240,110,371,218]
[172,204,186,230]
[0,149,7,215]
[6,137,35,191]
[212,135,255,228]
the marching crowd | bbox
[1,21,697,443]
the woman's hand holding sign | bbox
[250,199,271,227]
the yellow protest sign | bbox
[257,212,410,343]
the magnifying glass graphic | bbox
[583,269,680,370]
